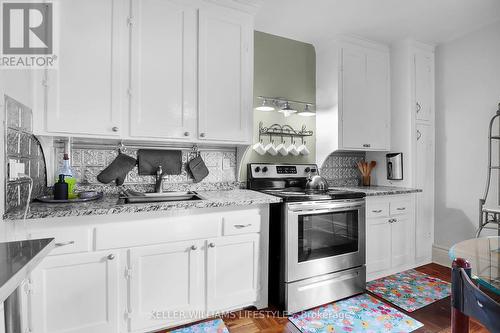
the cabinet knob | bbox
[208,242,216,248]
[184,132,190,137]
[112,126,119,132]
[362,144,371,148]
[107,254,115,260]
[200,133,206,138]
[190,245,197,251]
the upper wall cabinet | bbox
[414,52,433,122]
[198,6,253,143]
[34,0,125,137]
[340,44,390,150]
[316,38,390,165]
[34,0,256,145]
[129,0,197,140]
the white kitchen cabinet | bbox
[127,240,203,332]
[340,44,390,150]
[34,0,124,137]
[316,38,390,165]
[198,6,253,143]
[129,0,197,140]
[29,251,119,333]
[366,217,391,274]
[206,234,260,311]
[415,123,434,262]
[366,195,415,281]
[414,52,433,122]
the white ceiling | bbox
[254,0,500,46]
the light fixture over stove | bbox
[255,96,315,117]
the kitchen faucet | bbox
[155,166,164,193]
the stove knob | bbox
[262,167,268,173]
[254,166,261,173]
[305,167,311,173]
[311,168,317,173]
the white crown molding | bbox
[202,0,262,15]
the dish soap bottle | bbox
[57,153,77,199]
[54,174,68,200]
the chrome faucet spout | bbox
[155,166,164,193]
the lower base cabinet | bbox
[206,234,260,311]
[29,251,120,333]
[26,206,268,333]
[366,195,416,281]
[127,240,203,332]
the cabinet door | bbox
[366,217,391,274]
[128,241,202,332]
[414,52,433,122]
[415,124,434,261]
[391,215,413,268]
[129,0,197,139]
[41,0,124,136]
[341,46,390,150]
[30,252,119,333]
[198,6,252,143]
[206,234,259,311]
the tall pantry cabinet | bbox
[367,40,435,265]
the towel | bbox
[137,149,182,176]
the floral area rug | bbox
[168,319,229,333]
[366,269,451,312]
[289,293,424,333]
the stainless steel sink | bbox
[121,191,203,203]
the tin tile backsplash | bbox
[4,96,48,213]
[320,151,365,186]
[54,145,239,193]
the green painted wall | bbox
[239,31,316,180]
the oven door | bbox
[285,199,365,282]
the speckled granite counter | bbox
[330,185,422,196]
[4,189,282,220]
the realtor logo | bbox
[1,2,57,68]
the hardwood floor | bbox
[160,263,493,333]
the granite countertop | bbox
[4,189,282,220]
[330,185,422,196]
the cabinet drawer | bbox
[28,228,92,255]
[390,200,412,215]
[366,202,389,218]
[223,213,261,235]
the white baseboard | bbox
[432,244,451,267]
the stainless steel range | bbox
[247,163,366,314]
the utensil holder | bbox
[362,175,371,186]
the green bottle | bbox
[57,153,77,199]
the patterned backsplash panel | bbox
[54,145,239,193]
[320,151,366,186]
[4,95,48,213]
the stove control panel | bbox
[249,164,318,178]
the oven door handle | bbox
[290,205,364,214]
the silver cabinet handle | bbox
[372,210,383,213]
[362,144,371,148]
[416,102,421,113]
[208,242,216,248]
[184,132,190,137]
[396,207,406,211]
[388,218,396,223]
[416,129,422,141]
[55,240,75,247]
[200,133,206,138]
[112,126,119,132]
[107,254,115,260]
[190,245,197,251]
[234,224,252,229]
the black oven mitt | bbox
[188,155,209,183]
[97,153,137,186]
